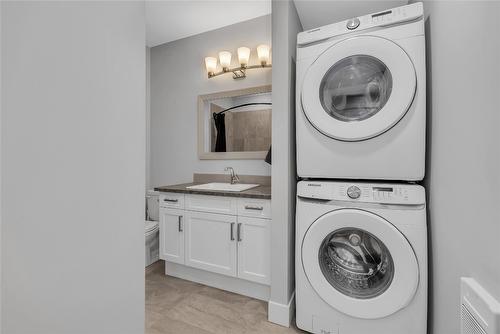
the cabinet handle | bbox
[237,223,242,242]
[230,222,235,241]
[164,198,178,203]
[244,205,263,211]
[178,216,183,232]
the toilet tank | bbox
[146,190,159,221]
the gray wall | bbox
[0,2,2,331]
[421,1,500,333]
[1,2,145,333]
[149,15,271,187]
[270,0,302,320]
[146,47,151,190]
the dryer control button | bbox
[346,18,360,30]
[347,186,361,199]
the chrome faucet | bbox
[225,167,240,184]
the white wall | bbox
[1,2,145,333]
[149,15,271,187]
[146,47,151,190]
[268,0,302,326]
[421,2,500,333]
[0,3,2,332]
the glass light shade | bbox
[205,57,217,75]
[257,44,270,65]
[237,47,250,67]
[218,51,232,70]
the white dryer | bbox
[296,3,426,181]
[296,180,427,334]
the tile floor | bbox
[145,261,305,334]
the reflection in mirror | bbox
[210,95,271,153]
[198,85,271,160]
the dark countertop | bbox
[154,182,271,200]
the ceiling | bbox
[146,0,272,47]
[293,0,408,31]
[145,1,409,47]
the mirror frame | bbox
[197,85,272,160]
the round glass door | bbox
[301,209,419,319]
[319,227,394,299]
[301,36,416,141]
[320,55,393,122]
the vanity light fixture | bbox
[204,57,217,77]
[205,45,271,79]
[237,47,250,67]
[218,51,232,71]
[257,44,270,66]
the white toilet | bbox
[145,190,159,267]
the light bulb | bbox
[205,57,217,77]
[218,51,232,71]
[257,44,270,66]
[237,47,250,68]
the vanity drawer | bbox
[159,192,185,209]
[237,198,271,219]
[185,194,238,215]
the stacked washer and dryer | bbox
[295,3,428,334]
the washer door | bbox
[301,36,416,141]
[301,209,419,319]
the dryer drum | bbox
[318,228,395,299]
[319,55,393,123]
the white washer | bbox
[296,180,427,334]
[296,3,426,181]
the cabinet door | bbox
[237,216,271,285]
[159,208,185,264]
[184,211,237,277]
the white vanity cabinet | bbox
[158,197,185,264]
[159,192,185,210]
[236,216,271,285]
[158,192,186,263]
[184,211,237,277]
[159,192,271,288]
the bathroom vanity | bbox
[155,179,271,301]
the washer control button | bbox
[347,186,361,199]
[346,18,360,30]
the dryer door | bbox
[301,36,416,141]
[301,208,419,319]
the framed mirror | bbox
[198,85,271,160]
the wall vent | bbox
[462,304,487,334]
[461,277,500,334]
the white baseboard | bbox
[268,292,295,327]
[165,261,270,301]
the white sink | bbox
[187,182,259,192]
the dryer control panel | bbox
[297,2,423,46]
[297,180,425,206]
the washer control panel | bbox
[297,2,423,47]
[372,186,409,202]
[298,181,424,205]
